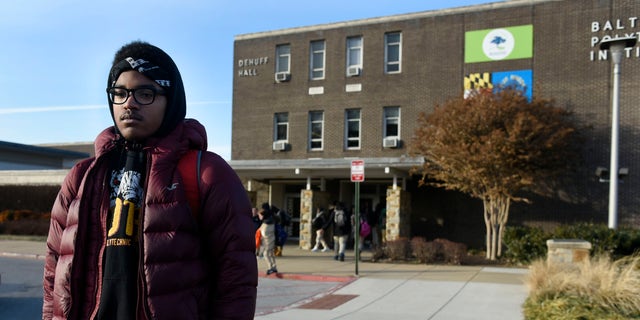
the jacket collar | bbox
[93,119,208,159]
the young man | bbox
[42,41,257,320]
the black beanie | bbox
[107,41,186,139]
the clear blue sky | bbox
[0,0,494,160]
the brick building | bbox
[230,0,640,248]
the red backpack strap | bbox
[178,150,202,218]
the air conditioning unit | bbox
[272,141,287,151]
[275,72,290,82]
[346,66,361,77]
[383,137,399,148]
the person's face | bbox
[112,71,166,141]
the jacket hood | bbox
[107,41,186,140]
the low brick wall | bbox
[0,185,59,212]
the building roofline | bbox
[0,169,69,186]
[229,156,424,180]
[229,156,423,170]
[234,0,556,41]
[0,140,89,159]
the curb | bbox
[259,271,356,283]
[1,252,46,260]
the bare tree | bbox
[410,88,580,260]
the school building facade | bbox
[230,0,640,248]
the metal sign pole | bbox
[350,159,364,276]
[354,181,360,276]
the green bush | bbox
[553,222,618,256]
[503,223,640,265]
[503,226,549,265]
[615,228,640,257]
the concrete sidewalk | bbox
[256,245,529,319]
[0,239,530,319]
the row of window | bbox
[273,107,400,151]
[275,32,402,81]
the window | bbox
[346,36,363,75]
[308,111,324,150]
[385,32,402,73]
[310,40,325,80]
[345,109,361,149]
[383,107,400,138]
[275,44,291,73]
[274,112,289,141]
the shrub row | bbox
[0,209,50,223]
[503,222,640,265]
[375,237,467,265]
[0,210,51,236]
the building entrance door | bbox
[284,194,300,239]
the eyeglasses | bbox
[106,86,165,105]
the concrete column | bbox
[299,189,331,249]
[246,191,257,208]
[385,187,412,241]
[299,189,314,250]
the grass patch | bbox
[524,255,640,319]
[0,234,47,241]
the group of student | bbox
[311,201,386,262]
[254,200,386,275]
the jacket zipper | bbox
[137,149,153,320]
[88,153,113,320]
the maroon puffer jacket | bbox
[42,119,258,319]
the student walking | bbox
[258,203,278,275]
[327,202,351,261]
[311,207,329,252]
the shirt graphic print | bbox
[108,168,143,245]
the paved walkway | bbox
[0,239,530,319]
[256,245,529,319]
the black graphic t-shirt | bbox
[97,150,146,320]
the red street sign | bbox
[351,159,365,182]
